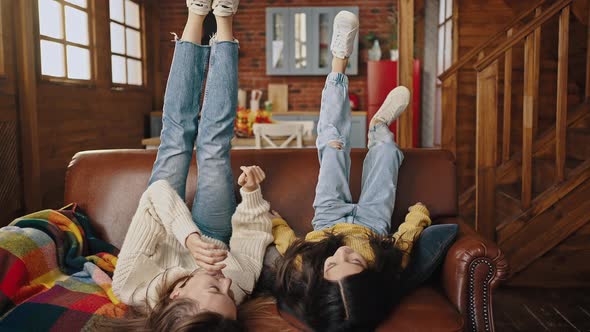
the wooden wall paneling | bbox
[556,6,570,183]
[586,0,590,100]
[148,0,162,110]
[398,0,414,149]
[502,28,514,162]
[34,1,154,208]
[522,34,535,210]
[475,60,499,240]
[441,73,457,157]
[14,0,41,212]
[0,0,25,226]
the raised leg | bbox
[192,16,239,244]
[148,13,209,199]
[355,125,404,235]
[355,86,409,235]
[311,65,355,231]
[311,11,359,231]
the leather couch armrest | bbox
[438,217,510,332]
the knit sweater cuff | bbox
[272,218,289,228]
[170,209,200,249]
[409,203,430,217]
[239,187,269,213]
[201,235,229,250]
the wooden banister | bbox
[556,6,571,183]
[475,60,499,240]
[502,28,514,162]
[438,0,550,81]
[475,0,574,72]
[522,34,536,209]
[532,8,542,136]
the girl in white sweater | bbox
[110,1,274,330]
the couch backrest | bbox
[64,149,457,249]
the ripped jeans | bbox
[311,73,404,236]
[148,40,239,245]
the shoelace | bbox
[190,0,209,9]
[215,0,233,9]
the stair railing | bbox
[473,0,575,240]
[439,0,553,157]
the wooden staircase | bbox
[439,0,590,283]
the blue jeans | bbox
[312,73,404,236]
[148,40,239,245]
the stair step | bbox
[496,190,523,224]
[567,128,590,160]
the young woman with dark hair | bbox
[267,11,433,331]
[108,1,276,330]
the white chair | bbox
[253,123,304,149]
[274,121,315,138]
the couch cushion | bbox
[64,149,457,249]
[402,224,459,291]
[242,287,463,331]
[378,286,464,332]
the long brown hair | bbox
[99,272,244,332]
[271,233,405,332]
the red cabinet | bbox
[367,60,421,147]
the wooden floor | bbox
[495,287,590,331]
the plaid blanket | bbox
[0,204,127,331]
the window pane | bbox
[65,0,87,8]
[437,27,444,75]
[444,21,453,70]
[39,0,63,39]
[66,45,90,79]
[319,13,330,69]
[294,12,307,69]
[109,0,124,23]
[127,58,142,85]
[446,0,453,19]
[126,28,141,58]
[110,22,125,54]
[65,6,89,45]
[439,0,446,24]
[271,13,285,69]
[40,40,65,77]
[125,0,141,29]
[111,55,126,84]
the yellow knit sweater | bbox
[272,203,432,268]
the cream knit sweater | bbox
[112,180,273,308]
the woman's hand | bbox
[185,233,228,271]
[238,166,266,192]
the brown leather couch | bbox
[64,148,509,332]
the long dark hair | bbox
[99,273,245,332]
[272,233,405,332]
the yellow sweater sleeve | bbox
[392,203,432,268]
[272,218,298,255]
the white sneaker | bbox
[330,11,359,59]
[371,86,410,126]
[187,0,212,16]
[212,0,239,16]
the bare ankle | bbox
[331,57,348,74]
[215,16,234,41]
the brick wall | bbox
[158,1,398,112]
